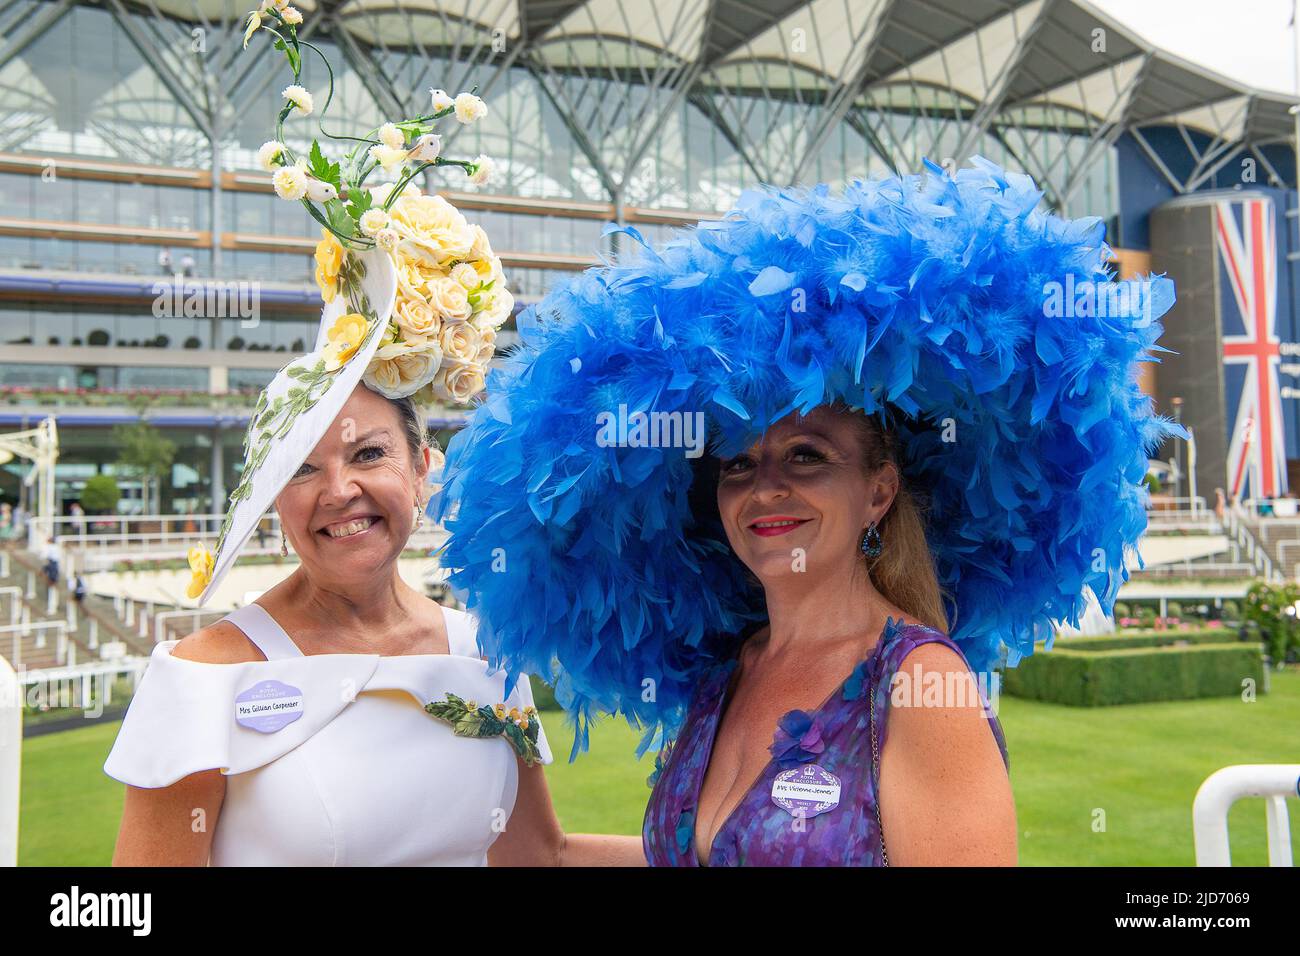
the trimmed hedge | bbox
[1002,643,1264,706]
[1049,627,1255,652]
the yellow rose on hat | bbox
[186,543,214,600]
[433,363,485,404]
[322,312,369,371]
[394,293,440,339]
[427,276,472,323]
[389,194,473,264]
[439,321,480,363]
[365,339,443,398]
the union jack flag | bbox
[1216,197,1287,500]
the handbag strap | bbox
[870,677,890,867]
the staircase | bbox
[0,547,151,672]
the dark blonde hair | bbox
[385,393,430,506]
[845,405,952,635]
[696,403,952,636]
[386,393,428,462]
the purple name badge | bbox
[234,679,304,734]
[770,764,842,819]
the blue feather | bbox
[435,156,1184,758]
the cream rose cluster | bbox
[358,184,513,404]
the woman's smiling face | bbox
[715,405,896,585]
[274,383,428,584]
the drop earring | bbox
[860,521,882,558]
[413,496,424,531]
[280,528,289,557]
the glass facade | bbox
[0,0,1221,517]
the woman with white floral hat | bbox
[104,5,641,866]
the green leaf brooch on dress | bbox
[424,694,544,767]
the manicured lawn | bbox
[18,670,1300,865]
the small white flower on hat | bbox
[272,164,308,200]
[257,140,284,172]
[359,208,391,236]
[282,84,313,116]
[454,92,487,125]
[369,143,406,174]
[468,154,494,186]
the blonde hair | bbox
[847,405,952,636]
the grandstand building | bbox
[1,0,1298,516]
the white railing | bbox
[0,588,21,627]
[0,620,69,670]
[0,654,18,867]
[1193,765,1299,866]
[1222,508,1282,581]
[154,608,229,645]
[47,513,276,554]
[1150,495,1209,514]
[75,544,284,573]
[14,658,150,705]
[1240,497,1300,519]
[1130,562,1256,578]
[1253,516,1300,545]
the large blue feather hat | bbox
[433,156,1187,757]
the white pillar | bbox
[0,551,8,577]
[65,601,75,630]
[0,655,20,866]
[45,589,56,616]
[88,619,98,649]
[113,594,122,616]
[137,611,148,639]
[18,607,29,638]
[24,573,33,600]
[66,642,75,668]
[124,600,134,627]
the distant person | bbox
[1214,487,1225,523]
[158,248,172,275]
[0,502,11,542]
[179,253,196,278]
[41,541,60,587]
[73,574,87,606]
[70,501,86,536]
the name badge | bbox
[235,680,304,733]
[771,764,841,819]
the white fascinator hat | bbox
[185,2,512,605]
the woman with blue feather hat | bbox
[435,156,1186,866]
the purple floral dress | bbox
[642,617,1010,866]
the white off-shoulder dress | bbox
[103,602,553,866]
